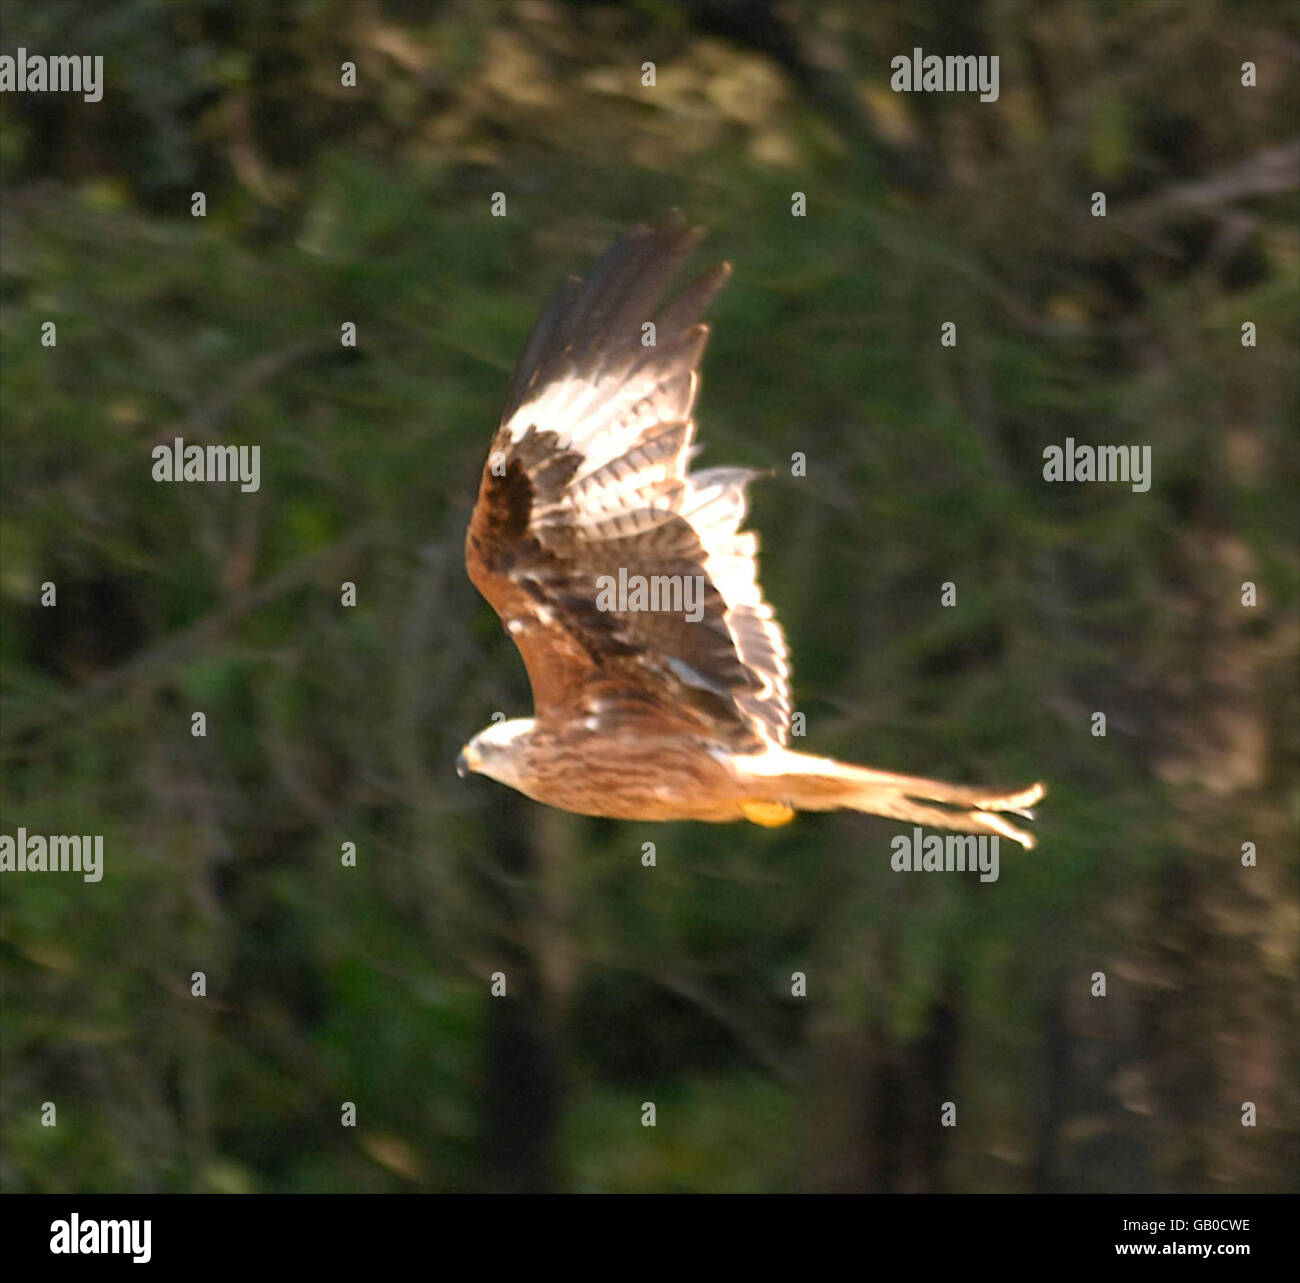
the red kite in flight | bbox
[461,214,1045,847]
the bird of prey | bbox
[459,213,1045,848]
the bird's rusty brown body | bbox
[478,721,748,822]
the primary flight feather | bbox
[460,212,1045,847]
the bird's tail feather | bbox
[732,748,1046,849]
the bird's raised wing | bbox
[465,213,791,751]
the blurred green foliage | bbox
[1,0,1297,1192]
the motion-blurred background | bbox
[1,0,1297,1194]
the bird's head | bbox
[456,717,536,788]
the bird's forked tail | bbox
[730,748,1046,849]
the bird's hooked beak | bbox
[456,748,473,779]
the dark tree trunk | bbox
[477,793,561,1193]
